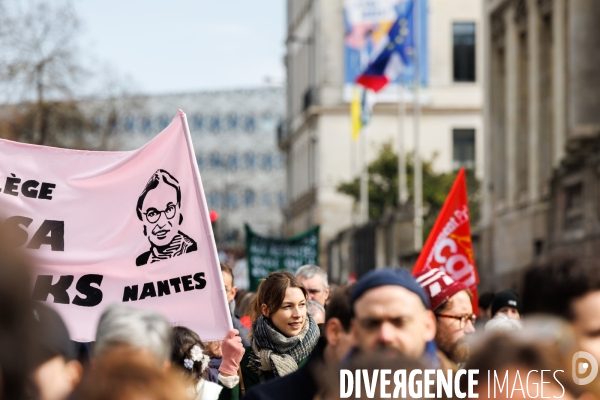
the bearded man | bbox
[415,268,475,368]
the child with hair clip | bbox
[172,326,243,400]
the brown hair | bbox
[522,254,600,320]
[171,326,208,383]
[220,261,234,286]
[238,292,256,317]
[251,272,307,322]
[325,284,354,332]
[0,225,36,400]
[462,333,590,398]
[76,348,188,400]
[436,288,473,313]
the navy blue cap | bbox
[351,268,430,309]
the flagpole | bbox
[398,81,408,205]
[180,111,233,334]
[413,0,423,250]
[358,47,370,225]
[350,88,357,227]
[360,123,368,223]
[352,129,359,225]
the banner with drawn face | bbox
[0,110,232,342]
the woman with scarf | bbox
[237,271,320,393]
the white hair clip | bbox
[199,354,210,372]
[190,345,204,362]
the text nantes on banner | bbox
[0,110,232,342]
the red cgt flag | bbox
[412,168,479,313]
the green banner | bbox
[245,224,319,291]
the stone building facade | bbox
[481,0,600,289]
[282,0,485,267]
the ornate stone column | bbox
[552,0,566,165]
[528,0,540,203]
[505,5,518,208]
[568,0,600,137]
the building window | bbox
[564,183,584,230]
[453,22,476,82]
[453,129,475,171]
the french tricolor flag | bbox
[356,0,414,92]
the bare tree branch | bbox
[0,0,146,149]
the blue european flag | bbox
[356,0,415,92]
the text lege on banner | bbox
[0,110,232,342]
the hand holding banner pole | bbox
[180,111,233,333]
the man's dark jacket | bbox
[232,314,251,347]
[241,337,326,400]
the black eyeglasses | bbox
[144,203,176,223]
[436,313,477,329]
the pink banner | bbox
[0,110,232,342]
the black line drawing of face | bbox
[135,170,197,266]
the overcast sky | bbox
[75,0,286,95]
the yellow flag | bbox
[351,87,362,141]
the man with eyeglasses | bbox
[415,268,475,368]
[295,264,330,306]
[135,169,197,266]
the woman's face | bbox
[263,287,307,337]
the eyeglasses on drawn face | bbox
[436,313,477,329]
[144,203,177,223]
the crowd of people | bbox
[3,230,600,399]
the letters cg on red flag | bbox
[411,168,479,313]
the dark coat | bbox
[242,338,326,400]
[239,345,309,392]
[232,315,251,347]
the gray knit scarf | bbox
[248,314,319,378]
